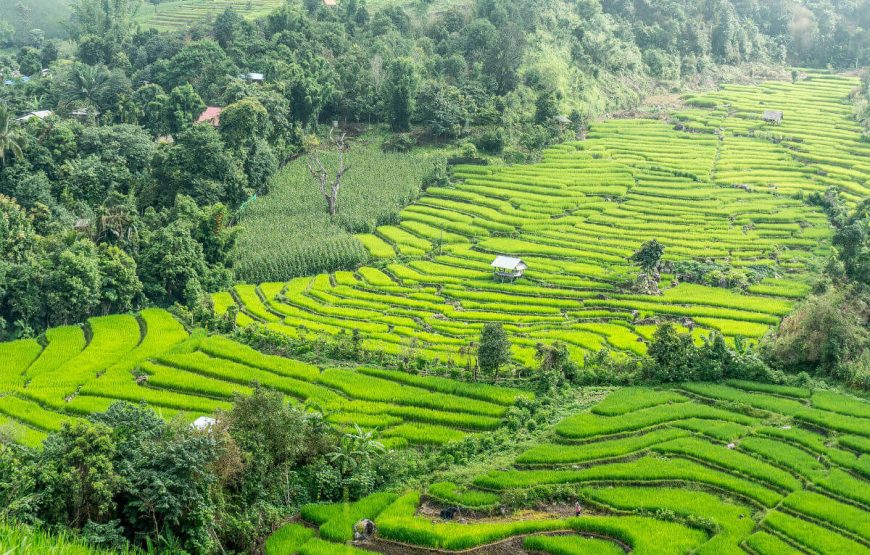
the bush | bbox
[381,133,417,153]
[474,128,505,154]
[762,288,870,386]
[421,158,449,190]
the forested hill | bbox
[0,0,868,341]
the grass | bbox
[591,388,688,416]
[762,511,868,555]
[781,490,870,539]
[264,523,314,555]
[0,520,133,554]
[0,307,528,457]
[219,76,860,367]
[382,422,468,445]
[473,456,782,506]
[744,531,804,555]
[516,428,689,465]
[427,482,500,508]
[811,390,870,418]
[355,367,532,405]
[134,0,283,31]
[297,538,379,554]
[583,486,755,555]
[652,437,802,492]
[301,492,398,542]
[522,535,624,555]
[555,402,755,439]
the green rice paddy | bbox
[218,72,865,368]
[274,381,868,554]
[0,308,528,449]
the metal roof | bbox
[491,256,526,270]
[196,106,223,125]
[192,416,216,430]
[16,110,53,121]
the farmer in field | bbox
[574,501,582,517]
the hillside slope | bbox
[218,73,866,366]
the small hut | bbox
[16,110,53,122]
[242,72,264,83]
[491,256,527,282]
[191,416,216,430]
[323,0,337,5]
[762,110,783,124]
[73,218,91,233]
[71,107,98,120]
[196,106,223,127]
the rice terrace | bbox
[1,0,870,553]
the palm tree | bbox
[0,105,24,167]
[60,63,109,118]
[328,424,385,503]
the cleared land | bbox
[134,0,284,31]
[275,382,870,554]
[220,73,866,367]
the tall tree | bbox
[167,84,206,135]
[630,239,665,273]
[385,58,418,132]
[477,323,511,380]
[0,105,24,167]
[219,97,270,151]
[306,128,350,217]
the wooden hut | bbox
[762,110,783,124]
[491,256,527,282]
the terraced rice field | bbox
[0,308,529,448]
[275,381,870,554]
[135,0,284,31]
[217,72,864,366]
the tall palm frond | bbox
[0,105,24,167]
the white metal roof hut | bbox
[243,72,264,83]
[16,110,53,122]
[191,416,216,430]
[491,256,527,282]
[762,110,783,124]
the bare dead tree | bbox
[306,128,350,217]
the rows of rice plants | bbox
[296,382,867,554]
[222,74,861,369]
[0,308,529,449]
[134,0,284,31]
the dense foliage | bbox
[0,0,867,337]
[0,389,410,553]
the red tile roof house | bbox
[196,106,223,126]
